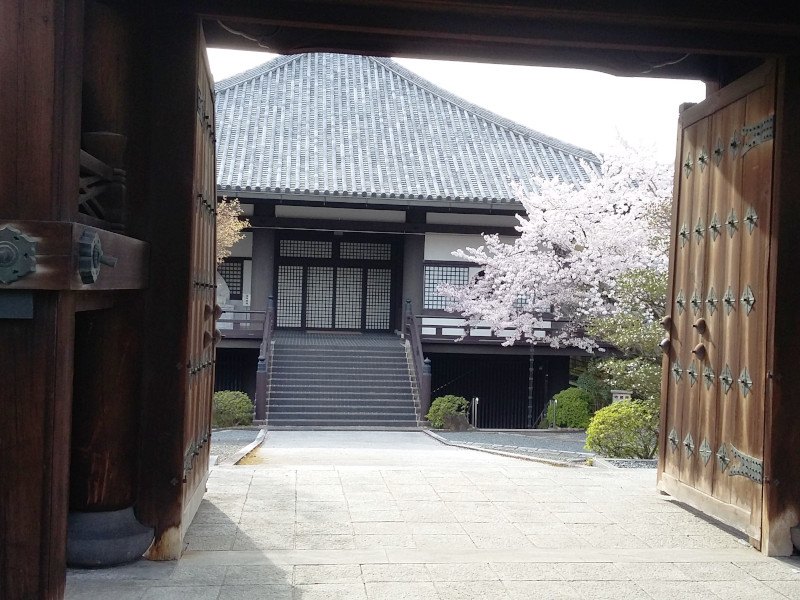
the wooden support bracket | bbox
[0,221,148,290]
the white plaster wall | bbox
[423,233,515,262]
[275,205,406,222]
[242,260,252,306]
[426,212,520,227]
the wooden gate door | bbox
[179,34,217,543]
[658,62,776,545]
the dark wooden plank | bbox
[0,1,20,208]
[0,293,75,600]
[137,11,200,561]
[70,302,141,511]
[657,102,686,481]
[0,0,83,597]
[40,292,77,596]
[73,290,118,312]
[195,1,800,63]
[764,56,800,556]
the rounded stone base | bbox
[67,506,154,568]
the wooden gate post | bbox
[762,56,800,556]
[0,1,83,597]
[136,13,216,561]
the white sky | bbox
[207,48,706,163]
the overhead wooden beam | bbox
[192,1,799,79]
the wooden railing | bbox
[416,314,572,345]
[216,309,266,339]
[254,298,275,421]
[404,300,432,418]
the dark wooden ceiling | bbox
[171,1,800,83]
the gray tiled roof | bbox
[215,53,600,204]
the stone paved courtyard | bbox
[66,431,800,599]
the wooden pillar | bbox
[762,56,800,556]
[402,227,425,315]
[136,12,215,561]
[64,3,154,567]
[0,1,83,597]
[251,217,275,313]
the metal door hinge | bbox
[741,115,774,157]
[729,444,764,483]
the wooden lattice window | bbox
[424,263,469,310]
[279,239,332,258]
[276,265,303,327]
[340,242,391,261]
[218,258,244,300]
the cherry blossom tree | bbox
[216,196,250,264]
[439,144,672,353]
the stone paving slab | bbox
[67,431,800,599]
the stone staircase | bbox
[265,331,420,428]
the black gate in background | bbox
[429,353,570,429]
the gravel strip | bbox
[597,458,658,469]
[209,428,262,465]
[431,430,656,468]
[435,430,592,454]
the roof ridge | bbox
[213,53,299,90]
[368,56,599,162]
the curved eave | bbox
[216,186,525,211]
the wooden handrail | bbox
[404,301,431,419]
[216,310,267,319]
[254,298,275,421]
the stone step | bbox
[268,408,416,417]
[266,416,419,427]
[269,381,412,389]
[267,333,417,428]
[270,374,412,383]
[269,390,414,399]
[270,367,410,376]
[270,356,408,369]
[268,399,415,408]
[272,347,406,357]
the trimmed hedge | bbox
[425,395,468,429]
[546,387,592,429]
[212,390,253,428]
[585,399,659,458]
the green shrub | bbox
[546,387,592,429]
[585,399,659,458]
[425,395,468,429]
[212,390,253,428]
[575,369,612,413]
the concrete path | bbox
[66,431,800,599]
